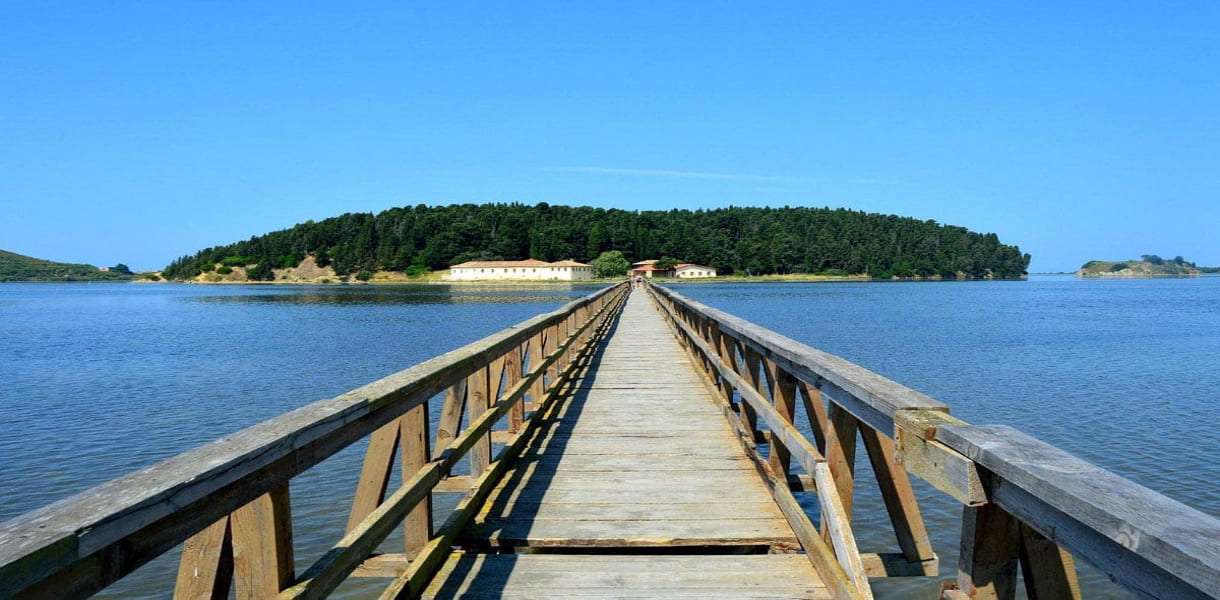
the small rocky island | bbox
[1077,255,1201,278]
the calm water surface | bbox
[1,277,1216,598]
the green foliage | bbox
[246,261,274,281]
[1141,254,1165,266]
[200,262,215,272]
[160,203,1032,280]
[0,250,136,282]
[355,270,373,281]
[142,273,161,281]
[655,256,680,270]
[111,263,132,275]
[215,266,233,275]
[277,253,302,269]
[1110,263,1129,272]
[592,250,630,278]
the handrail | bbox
[646,282,1220,600]
[0,282,630,599]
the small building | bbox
[447,258,594,281]
[630,264,671,279]
[630,260,718,279]
[674,263,717,278]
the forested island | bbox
[162,203,1031,282]
[0,250,136,282]
[1077,255,1205,278]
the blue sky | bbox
[2,2,1217,272]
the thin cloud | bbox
[547,166,808,184]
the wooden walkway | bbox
[424,289,831,599]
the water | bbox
[1,278,1216,598]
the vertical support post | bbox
[231,483,294,599]
[825,404,858,521]
[739,346,763,437]
[528,332,544,410]
[174,517,234,600]
[1018,524,1082,600]
[508,343,526,433]
[954,502,1020,600]
[435,379,466,458]
[466,366,491,478]
[765,358,798,478]
[401,403,432,558]
[859,423,936,573]
[797,381,830,453]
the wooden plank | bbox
[465,367,491,478]
[423,554,832,600]
[765,358,799,478]
[955,501,1020,600]
[858,422,937,574]
[230,484,293,599]
[814,462,871,598]
[1019,523,1082,600]
[893,424,986,506]
[173,517,232,600]
[824,404,858,521]
[434,380,465,458]
[347,418,402,532]
[400,404,431,558]
[938,423,1220,599]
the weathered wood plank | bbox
[424,554,832,600]
[938,423,1220,599]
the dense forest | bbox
[162,203,1031,280]
[0,250,135,282]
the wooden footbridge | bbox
[2,283,1218,599]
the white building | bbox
[447,258,595,281]
[674,263,717,278]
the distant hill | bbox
[1077,256,1200,278]
[162,203,1032,281]
[0,250,134,282]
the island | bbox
[1076,255,1201,278]
[0,250,139,282]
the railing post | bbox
[466,366,491,478]
[435,380,467,458]
[401,404,432,558]
[174,484,294,600]
[949,502,1020,600]
[765,358,798,478]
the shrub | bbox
[200,262,215,272]
[355,270,373,282]
[1110,263,1129,272]
[221,256,250,267]
[216,266,233,275]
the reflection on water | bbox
[189,283,603,306]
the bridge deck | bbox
[425,289,830,599]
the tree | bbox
[655,256,680,270]
[110,263,132,275]
[592,250,630,278]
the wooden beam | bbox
[938,423,1220,600]
[858,422,937,574]
[955,501,1020,600]
[1019,523,1081,600]
[231,483,294,599]
[400,405,431,559]
[347,418,403,533]
[173,517,232,600]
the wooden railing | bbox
[646,282,1220,600]
[0,282,630,600]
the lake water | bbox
[1,277,1216,598]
